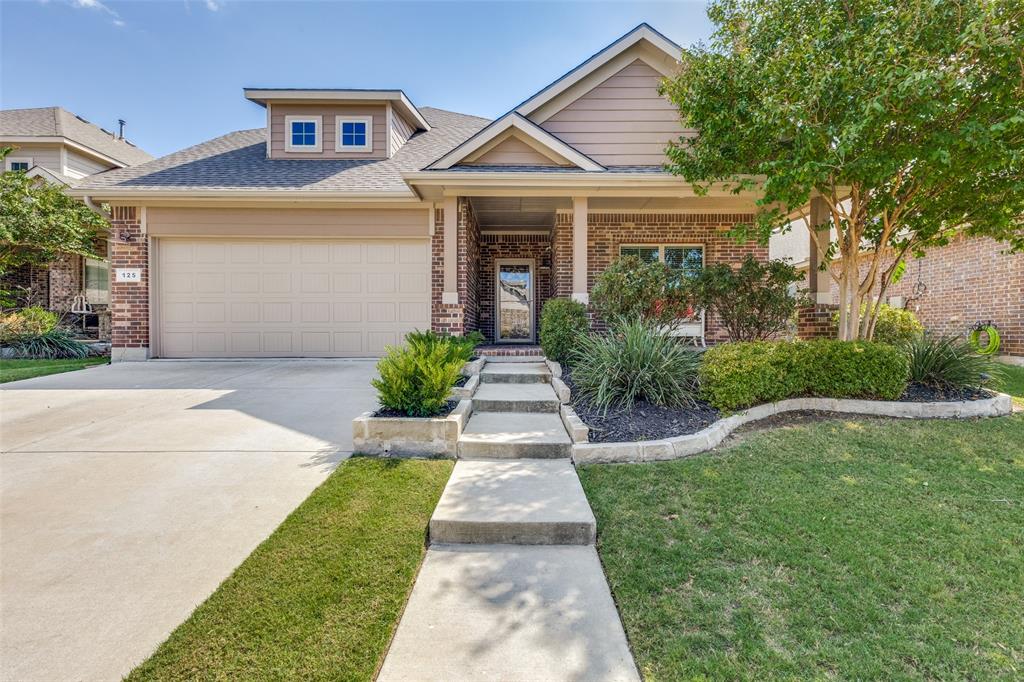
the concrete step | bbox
[479,362,551,384]
[377,544,639,681]
[457,412,571,459]
[430,459,596,545]
[472,382,560,413]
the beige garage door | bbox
[157,239,430,358]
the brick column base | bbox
[109,206,150,361]
[797,304,838,340]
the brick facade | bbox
[797,304,839,339]
[809,236,1023,355]
[108,206,149,356]
[478,233,553,343]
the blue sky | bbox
[1,1,714,158]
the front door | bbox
[495,260,534,343]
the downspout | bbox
[83,195,111,219]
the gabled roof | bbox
[513,23,682,119]
[427,113,604,171]
[25,164,75,186]
[0,107,153,167]
[243,89,430,131]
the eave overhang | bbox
[243,88,430,131]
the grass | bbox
[995,362,1024,407]
[0,356,108,383]
[128,457,453,681]
[579,415,1024,680]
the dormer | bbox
[244,89,430,160]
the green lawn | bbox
[995,362,1024,406]
[128,457,453,681]
[0,356,108,383]
[579,415,1024,680]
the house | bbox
[0,107,154,334]
[71,24,769,361]
[772,221,1023,358]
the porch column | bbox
[571,196,588,304]
[807,195,831,304]
[442,196,458,304]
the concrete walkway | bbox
[379,361,639,681]
[1,360,377,682]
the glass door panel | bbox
[497,263,533,342]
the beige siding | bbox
[65,149,112,178]
[467,136,558,166]
[540,60,692,166]
[146,207,429,238]
[269,104,387,160]
[1,142,62,173]
[390,111,415,156]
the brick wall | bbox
[1,264,49,308]
[431,199,481,336]
[109,206,149,353]
[478,233,553,342]
[797,304,838,339]
[816,236,1023,355]
[569,212,764,343]
[47,253,83,313]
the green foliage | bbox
[0,306,58,342]
[569,318,701,411]
[371,330,476,417]
[3,328,89,359]
[905,334,999,389]
[699,340,909,411]
[0,148,107,280]
[661,0,1024,339]
[539,298,589,363]
[685,256,804,341]
[590,256,690,326]
[832,304,924,344]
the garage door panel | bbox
[159,238,429,358]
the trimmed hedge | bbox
[540,298,589,363]
[699,340,909,411]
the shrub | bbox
[685,256,805,341]
[5,328,89,359]
[590,256,689,326]
[539,298,589,363]
[699,340,909,411]
[372,343,463,417]
[832,304,924,344]
[905,334,999,389]
[405,329,483,365]
[569,318,701,411]
[0,306,58,343]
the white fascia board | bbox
[427,113,604,171]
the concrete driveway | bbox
[0,360,378,681]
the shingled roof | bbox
[0,107,153,167]
[73,107,489,196]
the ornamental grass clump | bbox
[569,317,701,411]
[0,307,89,359]
[905,334,1000,390]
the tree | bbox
[662,0,1024,340]
[686,256,805,341]
[0,147,107,300]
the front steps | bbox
[457,412,571,459]
[471,382,561,413]
[479,361,551,384]
[429,459,596,545]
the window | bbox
[6,157,32,172]
[284,116,322,152]
[84,258,110,305]
[619,244,704,278]
[336,116,372,152]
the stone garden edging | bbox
[352,399,473,458]
[450,373,480,401]
[570,392,1015,465]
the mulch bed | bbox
[454,375,468,387]
[373,400,457,419]
[897,382,993,402]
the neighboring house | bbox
[0,107,154,335]
[71,24,768,361]
[771,221,1023,357]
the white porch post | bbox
[442,196,458,304]
[808,196,831,304]
[571,196,588,304]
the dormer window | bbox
[336,116,372,152]
[284,115,322,152]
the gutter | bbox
[83,196,112,219]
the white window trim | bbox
[619,243,705,271]
[83,257,110,305]
[6,156,33,171]
[284,115,322,153]
[335,115,373,152]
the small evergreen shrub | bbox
[540,298,589,363]
[699,340,908,411]
[590,256,689,326]
[0,306,59,343]
[405,329,483,365]
[569,318,701,410]
[831,304,924,344]
[905,334,999,389]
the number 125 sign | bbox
[115,268,142,283]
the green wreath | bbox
[969,324,1001,355]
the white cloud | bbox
[68,0,125,27]
[205,0,220,10]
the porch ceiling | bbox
[469,197,569,232]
